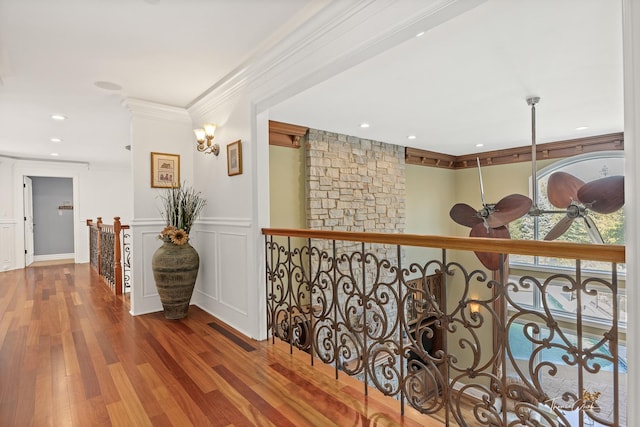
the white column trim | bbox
[622,0,639,425]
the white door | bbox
[23,176,34,266]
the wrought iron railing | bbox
[263,228,625,427]
[86,217,131,295]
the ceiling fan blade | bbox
[450,203,483,228]
[547,171,585,209]
[485,194,533,228]
[577,175,625,214]
[583,215,605,244]
[543,215,574,241]
[470,223,510,271]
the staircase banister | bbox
[261,227,625,263]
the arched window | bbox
[510,151,625,273]
[507,151,627,375]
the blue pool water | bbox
[508,322,626,373]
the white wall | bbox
[189,92,260,338]
[79,164,134,226]
[0,158,16,270]
[2,157,133,269]
[0,158,13,219]
[125,99,196,317]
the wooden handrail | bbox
[87,217,131,295]
[262,228,625,263]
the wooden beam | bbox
[269,120,308,149]
[405,132,624,169]
[405,147,456,169]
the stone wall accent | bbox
[306,129,406,236]
[305,128,406,287]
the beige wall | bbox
[269,144,306,229]
[404,164,456,271]
[268,144,555,242]
[452,159,555,235]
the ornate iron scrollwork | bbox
[264,235,621,426]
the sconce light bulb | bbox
[193,128,206,143]
[203,123,217,140]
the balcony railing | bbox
[87,217,131,294]
[263,228,625,427]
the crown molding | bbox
[123,98,192,123]
[0,154,90,168]
[187,1,368,118]
[188,0,485,119]
[405,132,624,169]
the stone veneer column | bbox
[306,129,406,235]
[305,128,406,278]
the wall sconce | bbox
[194,123,219,156]
[468,302,481,314]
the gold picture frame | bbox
[151,152,180,188]
[227,140,243,176]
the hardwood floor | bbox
[0,263,444,426]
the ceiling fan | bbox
[525,97,625,243]
[449,158,533,230]
[449,96,624,270]
[541,172,624,243]
[449,158,532,270]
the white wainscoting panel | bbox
[142,231,162,298]
[129,221,164,316]
[0,221,15,271]
[218,232,248,315]
[191,219,257,337]
[193,230,218,301]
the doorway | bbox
[24,176,75,266]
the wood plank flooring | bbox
[0,263,445,426]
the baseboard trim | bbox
[33,253,75,262]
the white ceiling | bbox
[0,0,624,167]
[0,0,315,166]
[271,0,624,155]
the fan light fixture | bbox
[194,123,219,156]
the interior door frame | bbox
[23,176,34,266]
[13,164,82,269]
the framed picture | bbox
[227,140,243,176]
[151,152,180,188]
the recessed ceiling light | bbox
[416,31,425,37]
[407,135,417,140]
[360,123,370,128]
[475,143,484,148]
[50,138,62,142]
[51,114,66,121]
[94,81,122,91]
[50,153,59,157]
[575,126,589,131]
